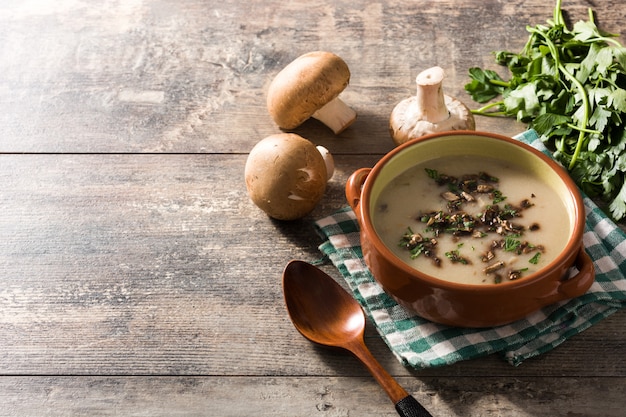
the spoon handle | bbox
[349,340,433,417]
[395,395,434,417]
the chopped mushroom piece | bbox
[484,261,506,274]
[389,66,476,146]
[244,133,334,220]
[267,51,357,135]
[441,191,460,202]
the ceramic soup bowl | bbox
[346,131,594,327]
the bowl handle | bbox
[346,168,371,212]
[556,246,595,300]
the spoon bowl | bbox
[282,259,365,347]
[282,260,433,417]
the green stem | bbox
[588,36,623,48]
[471,101,506,116]
[471,110,507,117]
[489,79,510,88]
[567,123,601,135]
[559,66,589,170]
[554,0,563,26]
[529,21,590,170]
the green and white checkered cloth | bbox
[314,130,626,368]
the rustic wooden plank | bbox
[1,1,626,415]
[0,154,624,379]
[0,376,624,416]
[1,0,623,153]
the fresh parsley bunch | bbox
[465,0,626,220]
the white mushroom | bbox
[244,133,334,220]
[267,51,357,135]
[389,66,475,146]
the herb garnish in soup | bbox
[374,156,570,285]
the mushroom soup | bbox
[373,155,571,285]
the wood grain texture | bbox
[0,0,625,415]
[1,376,625,417]
[1,154,624,379]
[4,0,624,153]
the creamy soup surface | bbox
[373,156,571,285]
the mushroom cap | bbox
[267,51,351,130]
[244,133,328,220]
[389,95,476,146]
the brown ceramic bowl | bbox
[346,131,594,327]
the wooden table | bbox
[1,1,624,415]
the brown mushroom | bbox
[267,51,357,135]
[389,66,475,146]
[244,133,334,220]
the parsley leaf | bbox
[529,252,541,265]
[466,68,508,103]
[465,0,626,220]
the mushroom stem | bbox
[389,66,476,146]
[316,145,335,180]
[414,66,449,123]
[311,97,357,135]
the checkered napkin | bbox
[314,130,626,368]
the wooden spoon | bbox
[282,260,434,417]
